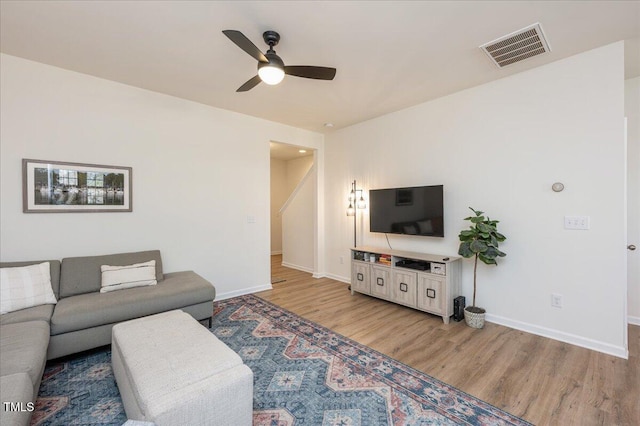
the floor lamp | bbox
[346,180,366,247]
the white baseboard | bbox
[324,273,350,284]
[320,271,629,357]
[271,250,282,256]
[281,261,314,274]
[215,284,273,301]
[485,313,629,359]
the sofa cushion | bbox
[0,373,34,426]
[1,262,57,315]
[0,304,54,326]
[51,271,214,335]
[0,260,60,300]
[60,250,164,298]
[0,321,50,387]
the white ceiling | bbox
[1,1,639,134]
[270,142,314,161]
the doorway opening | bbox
[270,141,316,285]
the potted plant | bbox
[457,207,506,328]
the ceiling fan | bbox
[222,29,337,92]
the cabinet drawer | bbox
[371,266,391,299]
[351,262,371,294]
[417,274,444,314]
[392,270,417,307]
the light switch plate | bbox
[564,216,590,230]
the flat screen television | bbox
[369,185,444,237]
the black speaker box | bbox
[453,296,465,322]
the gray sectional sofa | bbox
[0,250,216,426]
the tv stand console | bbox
[350,246,461,324]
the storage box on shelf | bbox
[350,246,461,323]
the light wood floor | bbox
[261,255,639,426]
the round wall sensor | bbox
[552,182,564,192]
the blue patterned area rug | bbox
[32,294,531,425]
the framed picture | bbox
[22,159,132,213]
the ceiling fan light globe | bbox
[258,66,285,85]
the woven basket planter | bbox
[464,307,486,329]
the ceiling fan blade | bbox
[237,75,262,92]
[284,66,336,80]
[223,30,268,63]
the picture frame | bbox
[22,159,132,213]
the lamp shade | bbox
[258,65,285,85]
[357,196,366,209]
[258,53,285,85]
[346,203,355,216]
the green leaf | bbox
[483,246,501,259]
[470,216,485,224]
[458,242,474,258]
[478,253,497,265]
[470,239,488,253]
[476,222,492,233]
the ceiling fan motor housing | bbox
[263,30,280,47]
[259,52,284,72]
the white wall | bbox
[282,165,316,273]
[0,54,324,299]
[285,156,314,194]
[270,155,313,256]
[270,158,287,255]
[324,42,628,357]
[626,77,640,325]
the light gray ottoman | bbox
[112,310,253,426]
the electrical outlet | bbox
[564,216,590,230]
[339,256,344,264]
[551,293,563,308]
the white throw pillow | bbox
[0,262,57,314]
[100,260,157,293]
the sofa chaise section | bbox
[0,320,50,426]
[0,260,58,426]
[0,372,34,426]
[0,321,50,396]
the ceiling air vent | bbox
[480,23,551,68]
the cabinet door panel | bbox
[417,274,444,314]
[392,271,417,307]
[371,266,391,299]
[351,262,371,294]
